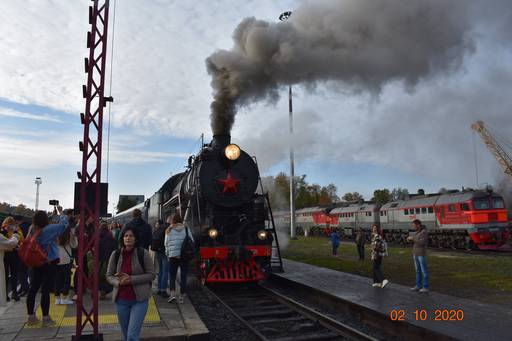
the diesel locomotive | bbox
[114,135,281,283]
[278,189,511,250]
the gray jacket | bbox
[106,248,155,302]
[411,227,428,257]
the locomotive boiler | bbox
[116,135,281,283]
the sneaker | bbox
[381,279,389,288]
[55,298,62,305]
[72,294,77,301]
[410,287,420,291]
[419,288,429,293]
[42,316,56,327]
[372,283,382,287]
[26,315,40,326]
[60,299,74,305]
[167,296,176,303]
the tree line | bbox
[261,173,414,210]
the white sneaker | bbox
[411,287,420,291]
[61,299,74,305]
[382,279,389,288]
[55,298,61,305]
[372,283,382,287]
[419,288,429,293]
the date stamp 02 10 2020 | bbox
[389,308,465,321]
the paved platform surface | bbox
[272,259,512,341]
[0,289,208,340]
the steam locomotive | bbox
[278,189,511,250]
[114,135,280,283]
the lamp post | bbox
[34,177,42,210]
[279,11,297,239]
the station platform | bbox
[0,290,209,340]
[270,259,512,341]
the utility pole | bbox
[34,177,42,210]
[279,11,297,239]
[75,1,112,339]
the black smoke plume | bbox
[206,0,474,135]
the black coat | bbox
[125,218,152,250]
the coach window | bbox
[368,212,372,216]
[415,208,420,214]
[404,209,408,215]
[428,207,434,214]
[448,204,456,212]
[421,207,427,214]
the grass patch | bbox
[281,236,512,306]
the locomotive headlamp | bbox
[208,228,219,239]
[224,144,241,161]
[257,230,268,240]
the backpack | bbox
[18,229,48,268]
[150,227,165,253]
[113,247,146,273]
[380,239,389,257]
[180,227,196,261]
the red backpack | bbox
[18,229,48,268]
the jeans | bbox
[414,255,429,289]
[116,298,149,341]
[169,257,189,293]
[27,263,56,315]
[372,257,384,284]
[156,252,169,291]
[357,244,365,260]
[332,245,339,256]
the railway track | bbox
[206,283,378,341]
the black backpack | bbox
[180,227,196,261]
[113,247,146,272]
[150,227,165,253]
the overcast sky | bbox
[1,0,512,213]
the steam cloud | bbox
[206,0,474,135]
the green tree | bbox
[342,192,364,202]
[391,187,409,201]
[372,189,391,205]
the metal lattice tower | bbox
[75,0,112,339]
[471,120,512,178]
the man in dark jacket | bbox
[125,209,152,249]
[355,228,365,261]
[408,219,429,293]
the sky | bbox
[1,0,512,214]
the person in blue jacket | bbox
[331,230,340,257]
[26,206,70,326]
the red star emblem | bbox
[217,171,240,193]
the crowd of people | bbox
[0,207,194,341]
[330,219,429,292]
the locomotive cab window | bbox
[473,199,490,210]
[460,203,470,211]
[493,198,505,209]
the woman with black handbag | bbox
[164,214,194,304]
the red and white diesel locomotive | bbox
[284,189,511,250]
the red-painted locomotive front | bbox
[435,195,511,250]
